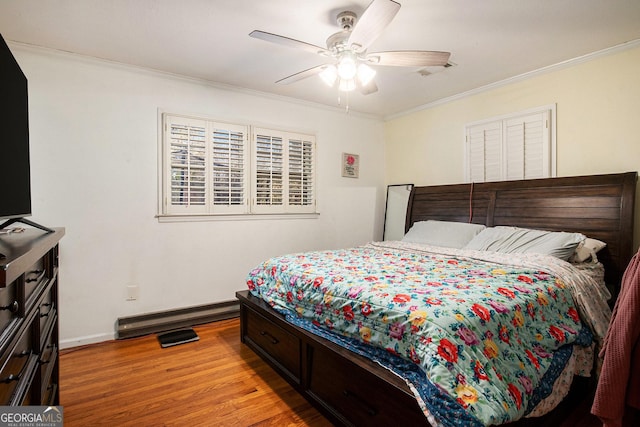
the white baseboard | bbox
[60,332,115,349]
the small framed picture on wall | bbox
[341,152,359,178]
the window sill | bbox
[156,212,320,223]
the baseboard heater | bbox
[116,300,239,339]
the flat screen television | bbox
[0,33,51,233]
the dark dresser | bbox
[0,227,64,405]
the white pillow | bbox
[463,226,585,261]
[402,220,486,249]
[570,238,607,263]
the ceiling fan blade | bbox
[275,65,327,85]
[348,0,401,52]
[359,80,378,95]
[249,30,329,56]
[366,50,451,67]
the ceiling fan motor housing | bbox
[326,31,350,52]
[337,11,357,30]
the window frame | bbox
[158,112,317,220]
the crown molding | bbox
[7,40,381,121]
[385,38,640,121]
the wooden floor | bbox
[60,319,332,426]
[60,318,602,427]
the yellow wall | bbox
[384,45,640,247]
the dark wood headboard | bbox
[405,172,637,294]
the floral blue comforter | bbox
[246,242,596,426]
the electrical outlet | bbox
[126,285,139,301]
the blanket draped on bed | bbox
[247,242,606,427]
[592,248,640,427]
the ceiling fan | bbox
[249,0,451,96]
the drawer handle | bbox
[40,302,53,317]
[0,301,19,314]
[0,374,20,384]
[26,269,46,283]
[342,389,378,417]
[259,330,279,345]
[0,349,34,383]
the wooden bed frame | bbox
[237,172,637,427]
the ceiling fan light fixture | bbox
[337,53,358,80]
[357,63,376,86]
[319,65,337,87]
[338,78,356,92]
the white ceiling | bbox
[1,0,640,118]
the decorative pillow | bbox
[463,226,585,261]
[402,220,486,249]
[570,238,607,263]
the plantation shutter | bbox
[252,128,316,213]
[465,107,553,183]
[211,124,249,214]
[504,111,550,180]
[466,121,502,182]
[162,114,316,217]
[163,115,249,215]
[287,135,316,212]
[165,116,208,214]
[254,131,284,212]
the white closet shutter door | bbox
[253,128,284,213]
[467,124,486,182]
[287,135,316,213]
[165,116,208,214]
[505,111,550,180]
[484,123,502,182]
[211,123,249,214]
[466,121,502,182]
[465,107,553,183]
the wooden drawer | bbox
[308,345,428,427]
[0,282,20,334]
[244,306,301,382]
[0,314,37,405]
[41,381,58,406]
[39,335,57,404]
[37,283,56,342]
[23,257,47,303]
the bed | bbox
[236,172,637,427]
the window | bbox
[252,128,316,214]
[161,114,316,217]
[464,106,555,182]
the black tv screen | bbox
[0,33,32,221]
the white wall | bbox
[385,44,640,248]
[12,45,386,347]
